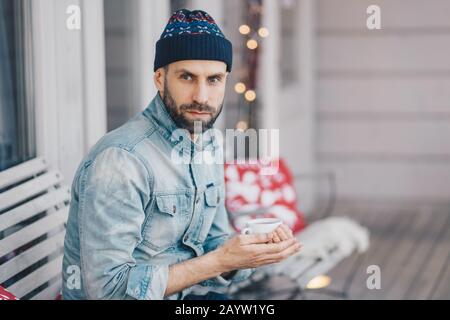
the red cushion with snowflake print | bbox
[0,285,19,300]
[224,158,306,234]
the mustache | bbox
[180,103,215,114]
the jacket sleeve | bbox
[78,147,168,300]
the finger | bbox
[257,238,298,254]
[259,259,282,266]
[264,242,302,262]
[281,224,294,238]
[275,226,289,241]
[258,247,300,266]
[272,231,281,243]
[239,232,274,245]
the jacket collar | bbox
[143,93,220,155]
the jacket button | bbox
[217,195,220,204]
[173,205,176,213]
[196,197,200,204]
[184,235,189,241]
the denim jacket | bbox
[62,93,253,300]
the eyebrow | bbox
[175,68,226,79]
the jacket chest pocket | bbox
[143,194,190,252]
[197,186,221,243]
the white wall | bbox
[316,0,450,203]
[267,0,318,214]
[33,0,107,185]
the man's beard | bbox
[162,81,223,134]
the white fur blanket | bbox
[296,216,370,259]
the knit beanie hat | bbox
[154,9,233,72]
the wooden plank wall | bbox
[316,0,450,203]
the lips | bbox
[186,110,211,116]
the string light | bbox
[258,27,269,38]
[234,82,247,94]
[245,90,256,102]
[239,24,251,35]
[236,121,249,131]
[246,39,258,50]
[236,3,265,131]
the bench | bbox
[0,158,70,300]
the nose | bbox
[192,83,209,106]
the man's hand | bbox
[213,231,302,273]
[164,225,301,298]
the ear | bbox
[154,68,165,93]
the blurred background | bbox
[0,0,449,299]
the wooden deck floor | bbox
[232,203,450,300]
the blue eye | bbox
[181,74,192,81]
[209,77,221,84]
